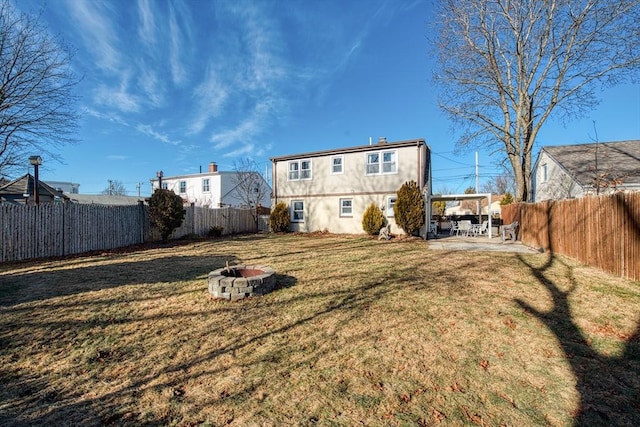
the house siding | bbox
[152,172,270,208]
[272,140,429,235]
[532,151,581,201]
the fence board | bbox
[502,193,640,281]
[0,203,258,263]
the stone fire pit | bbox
[208,264,276,300]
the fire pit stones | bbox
[208,265,276,300]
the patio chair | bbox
[429,221,438,235]
[458,220,472,236]
[476,221,489,236]
[501,221,518,241]
[449,221,460,235]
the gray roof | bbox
[0,174,69,200]
[543,140,640,187]
[270,138,427,162]
[66,194,146,205]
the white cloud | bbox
[137,67,165,108]
[137,0,156,45]
[135,124,180,146]
[93,76,141,113]
[168,4,187,85]
[107,155,128,160]
[82,107,128,126]
[188,66,229,135]
[64,0,121,72]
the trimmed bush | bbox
[394,180,425,236]
[270,202,291,232]
[148,189,186,241]
[362,203,386,235]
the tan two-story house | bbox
[270,138,431,235]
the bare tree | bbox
[101,180,128,196]
[480,173,515,195]
[0,1,79,177]
[231,158,270,227]
[433,0,640,202]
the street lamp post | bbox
[29,156,42,205]
[156,170,163,190]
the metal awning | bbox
[426,192,493,239]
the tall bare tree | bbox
[0,1,79,177]
[433,0,640,202]
[101,180,128,196]
[231,158,270,227]
[480,173,515,195]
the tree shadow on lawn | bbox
[515,253,640,426]
[0,259,449,426]
[0,254,239,307]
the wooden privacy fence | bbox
[502,192,640,281]
[0,203,258,263]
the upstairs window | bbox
[288,162,299,180]
[202,178,210,192]
[366,153,380,174]
[288,159,312,180]
[542,164,548,182]
[331,155,344,174]
[179,181,186,193]
[382,151,396,173]
[366,150,397,175]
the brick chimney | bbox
[208,162,218,173]
[377,137,387,144]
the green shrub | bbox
[270,202,291,232]
[394,180,425,236]
[148,189,186,241]
[362,203,386,235]
[500,192,514,205]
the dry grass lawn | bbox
[0,234,638,426]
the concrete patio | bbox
[427,233,541,253]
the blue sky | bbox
[15,0,640,196]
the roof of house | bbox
[65,194,146,205]
[542,140,640,187]
[0,173,69,200]
[270,138,427,162]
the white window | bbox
[292,200,304,222]
[386,196,396,217]
[366,153,380,175]
[382,151,396,173]
[179,181,186,193]
[288,162,299,180]
[542,164,548,182]
[366,150,397,175]
[300,160,312,179]
[288,160,312,180]
[331,156,344,174]
[202,178,210,192]
[340,198,352,217]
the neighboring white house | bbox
[443,194,503,217]
[150,162,271,208]
[45,180,80,194]
[531,140,640,201]
[270,137,431,235]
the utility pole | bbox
[136,182,142,197]
[108,180,113,196]
[475,152,480,216]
